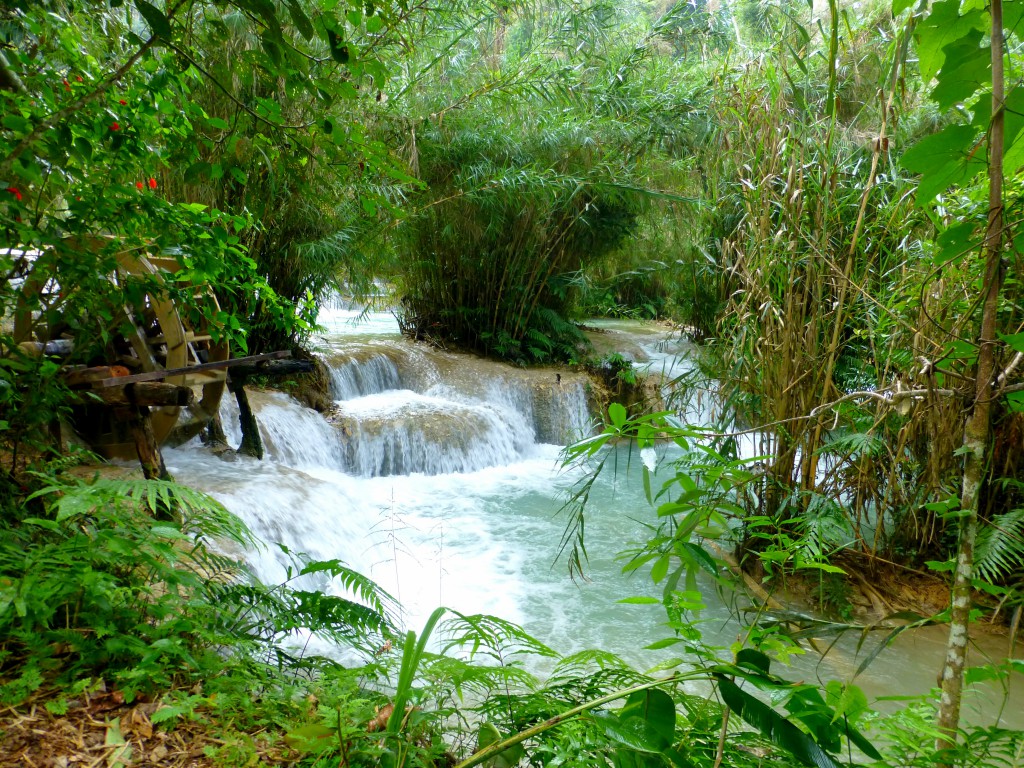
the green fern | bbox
[818,430,885,459]
[974,509,1024,583]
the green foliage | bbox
[0,475,241,700]
[974,506,1024,584]
[393,108,644,363]
[812,571,855,622]
[0,473,395,704]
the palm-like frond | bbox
[975,509,1024,583]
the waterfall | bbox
[327,349,402,400]
[334,390,534,476]
[162,312,1024,718]
[220,391,346,470]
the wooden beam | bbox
[228,376,264,460]
[228,359,315,379]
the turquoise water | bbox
[166,309,1021,728]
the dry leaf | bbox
[89,691,125,714]
[149,744,169,762]
[366,703,394,733]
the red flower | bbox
[148,177,157,189]
[75,76,82,82]
[62,79,70,91]
[136,181,144,190]
[119,99,127,105]
[6,187,22,202]
[110,122,120,131]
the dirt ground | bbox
[0,688,296,768]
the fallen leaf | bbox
[105,720,133,767]
[367,703,394,733]
[149,744,169,761]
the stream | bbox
[165,308,1022,729]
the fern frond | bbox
[442,612,559,662]
[975,509,1024,583]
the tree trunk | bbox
[935,4,1004,757]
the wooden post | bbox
[127,407,170,481]
[203,412,233,454]
[228,374,264,460]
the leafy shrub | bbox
[0,475,394,704]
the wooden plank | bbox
[145,332,214,345]
[229,359,315,379]
[85,350,292,389]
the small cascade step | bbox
[332,391,534,477]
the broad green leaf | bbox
[608,402,628,428]
[650,554,670,583]
[901,124,986,204]
[134,0,172,39]
[238,0,283,40]
[1005,391,1024,412]
[934,220,979,264]
[22,517,59,531]
[998,90,1024,172]
[676,542,719,577]
[736,648,771,676]
[645,637,684,650]
[284,0,315,39]
[914,0,986,82]
[327,29,350,63]
[594,712,663,754]
[2,114,31,133]
[824,681,869,724]
[618,596,661,605]
[892,0,915,14]
[476,722,525,768]
[931,31,988,110]
[619,688,676,747]
[1005,0,1024,33]
[998,332,1024,353]
[284,723,336,752]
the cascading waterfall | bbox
[327,348,402,400]
[221,391,347,470]
[169,311,603,641]
[335,391,534,477]
[166,310,1021,720]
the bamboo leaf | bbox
[715,676,841,768]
